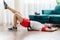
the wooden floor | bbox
[0,25,60,40]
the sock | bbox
[3,1,7,9]
[13,26,17,29]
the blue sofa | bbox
[29,5,60,24]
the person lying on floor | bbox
[4,1,58,32]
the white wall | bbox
[0,0,4,25]
[14,0,57,17]
[15,0,29,19]
[3,0,14,25]
[28,0,57,15]
[0,0,57,25]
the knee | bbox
[14,11,19,15]
[14,14,16,17]
[14,11,20,14]
[14,13,20,17]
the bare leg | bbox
[8,13,24,30]
[4,1,24,30]
[13,15,17,27]
[7,6,24,30]
[7,6,24,22]
[45,27,58,32]
[7,6,19,14]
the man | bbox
[3,1,58,32]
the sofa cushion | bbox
[49,16,60,24]
[29,15,35,21]
[34,15,49,23]
[42,10,54,14]
[35,15,49,20]
[54,5,60,14]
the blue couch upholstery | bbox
[42,10,54,14]
[29,5,60,24]
[29,15,49,23]
[54,5,60,14]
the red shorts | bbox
[41,27,46,31]
[20,18,30,27]
[41,24,49,31]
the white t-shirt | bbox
[30,21,44,31]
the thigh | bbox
[15,13,24,22]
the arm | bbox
[45,27,58,32]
